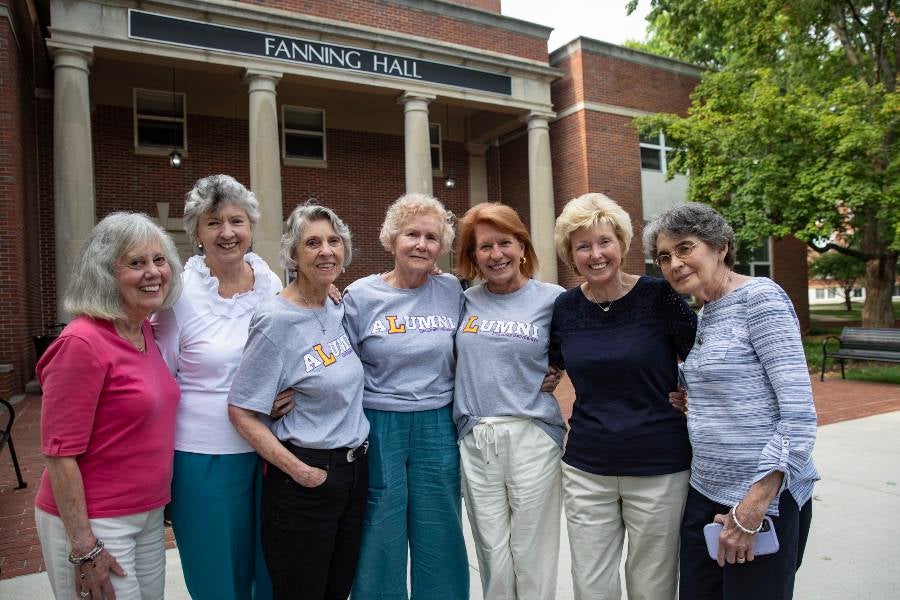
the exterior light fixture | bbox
[444,177,456,189]
[168,66,182,168]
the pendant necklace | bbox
[584,286,614,312]
[299,295,328,334]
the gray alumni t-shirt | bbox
[227,295,369,450]
[342,273,464,412]
[453,279,566,448]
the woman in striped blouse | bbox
[644,202,819,600]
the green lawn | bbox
[804,333,900,385]
[810,300,900,320]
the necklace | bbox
[584,286,614,312]
[299,295,328,334]
[114,322,145,352]
[584,277,633,312]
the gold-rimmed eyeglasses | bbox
[654,241,697,269]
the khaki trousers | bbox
[562,463,689,600]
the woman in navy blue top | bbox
[550,193,696,599]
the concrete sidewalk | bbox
[3,410,898,599]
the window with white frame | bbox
[734,240,772,278]
[282,106,326,163]
[815,289,826,299]
[429,123,442,172]
[852,288,864,298]
[640,131,674,172]
[134,88,186,152]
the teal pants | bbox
[170,451,272,600]
[352,405,469,599]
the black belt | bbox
[283,440,369,464]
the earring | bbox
[521,256,527,265]
[341,266,346,274]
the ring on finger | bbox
[737,557,747,564]
[80,591,90,598]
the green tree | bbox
[809,251,867,310]
[627,0,899,327]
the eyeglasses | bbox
[654,241,697,269]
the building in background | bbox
[0,0,808,397]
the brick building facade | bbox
[0,0,808,396]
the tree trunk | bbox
[861,254,897,327]
[843,288,852,311]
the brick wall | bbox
[583,110,645,276]
[239,0,547,61]
[280,129,471,287]
[579,51,696,114]
[450,0,501,13]
[90,105,472,290]
[498,131,529,229]
[549,112,588,288]
[93,105,250,221]
[0,1,44,395]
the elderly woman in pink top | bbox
[34,213,183,600]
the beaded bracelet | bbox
[68,539,104,565]
[730,504,763,535]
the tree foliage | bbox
[809,251,867,310]
[628,0,899,327]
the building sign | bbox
[128,10,512,95]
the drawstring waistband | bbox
[472,416,528,464]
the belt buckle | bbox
[346,440,369,463]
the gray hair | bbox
[643,202,736,267]
[279,202,353,273]
[64,212,184,320]
[183,174,260,248]
[379,193,455,255]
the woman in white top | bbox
[153,174,282,600]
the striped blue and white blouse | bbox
[681,277,819,515]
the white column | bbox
[398,92,436,195]
[466,142,489,206]
[51,47,95,321]
[244,69,284,281]
[523,111,558,284]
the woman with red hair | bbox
[453,202,565,600]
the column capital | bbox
[519,110,556,128]
[49,44,94,71]
[465,142,489,157]
[243,68,283,91]
[397,91,436,106]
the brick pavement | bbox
[2,373,899,580]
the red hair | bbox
[455,202,538,281]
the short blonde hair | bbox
[554,193,634,267]
[456,203,537,281]
[379,193,455,255]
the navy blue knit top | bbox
[550,276,697,476]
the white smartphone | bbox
[703,516,779,560]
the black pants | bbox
[680,485,812,600]
[261,443,369,600]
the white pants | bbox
[562,464,690,600]
[460,417,562,600]
[35,507,166,600]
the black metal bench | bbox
[820,327,900,381]
[1,397,28,490]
